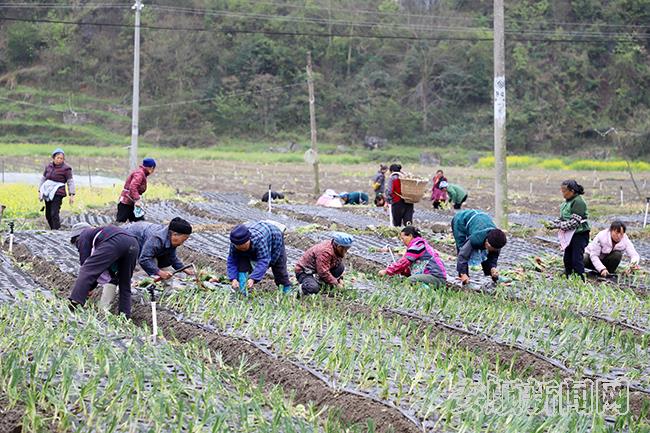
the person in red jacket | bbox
[116,158,156,223]
[385,163,414,227]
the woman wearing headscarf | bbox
[548,180,590,279]
[38,148,75,230]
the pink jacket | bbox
[585,229,640,272]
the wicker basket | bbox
[399,177,428,204]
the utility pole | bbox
[306,52,320,197]
[129,0,144,172]
[493,0,508,228]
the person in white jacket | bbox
[584,221,640,276]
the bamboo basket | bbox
[399,177,428,204]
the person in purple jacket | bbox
[378,226,447,287]
[68,223,140,318]
[38,148,75,230]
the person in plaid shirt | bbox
[227,222,291,294]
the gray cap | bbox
[70,222,92,241]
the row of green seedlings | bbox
[0,292,350,433]
[160,278,639,433]
[415,249,650,334]
[498,269,650,333]
[447,253,650,333]
[355,273,650,392]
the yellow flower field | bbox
[0,183,176,219]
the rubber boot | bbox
[238,272,249,296]
[281,284,293,294]
[98,283,118,311]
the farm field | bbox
[1,158,650,432]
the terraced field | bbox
[2,190,650,432]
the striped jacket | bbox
[385,237,447,280]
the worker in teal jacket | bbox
[451,209,507,285]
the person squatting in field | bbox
[378,226,447,288]
[98,217,195,310]
[547,180,590,280]
[39,148,75,230]
[222,221,292,294]
[116,157,156,223]
[294,232,354,296]
[584,220,640,277]
[452,209,507,285]
[68,223,140,317]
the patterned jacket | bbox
[385,237,447,280]
[295,240,343,285]
[227,222,286,282]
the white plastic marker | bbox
[268,184,272,213]
[8,221,14,254]
[644,197,649,228]
[387,245,396,263]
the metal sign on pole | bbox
[129,0,144,172]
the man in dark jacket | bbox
[116,158,156,223]
[295,232,353,295]
[95,217,194,309]
[451,209,507,285]
[68,223,140,317]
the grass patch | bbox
[0,183,176,219]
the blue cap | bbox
[52,148,65,157]
[332,232,354,248]
[142,157,156,168]
[230,224,251,245]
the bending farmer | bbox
[452,209,507,285]
[339,191,369,205]
[378,226,447,287]
[226,222,291,294]
[68,223,139,317]
[584,220,640,276]
[99,217,194,309]
[295,232,353,296]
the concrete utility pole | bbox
[306,52,320,197]
[129,0,144,171]
[493,0,508,228]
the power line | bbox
[2,1,647,32]
[0,15,647,44]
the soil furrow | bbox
[12,245,422,433]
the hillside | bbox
[0,0,648,159]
